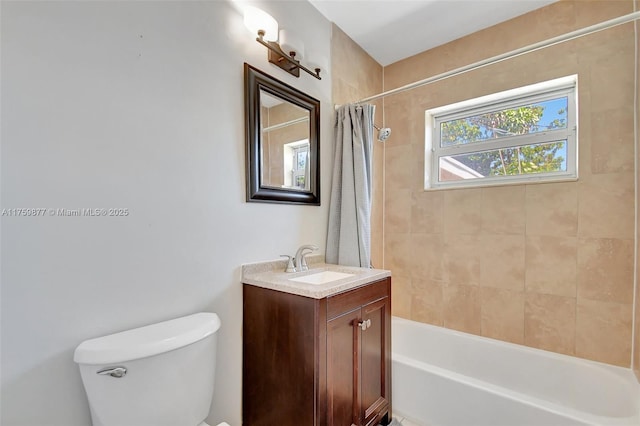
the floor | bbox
[392,416,423,426]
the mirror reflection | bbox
[244,63,320,205]
[260,91,311,191]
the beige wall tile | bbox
[443,284,481,334]
[516,53,577,83]
[331,24,382,105]
[384,94,418,147]
[410,85,438,112]
[445,234,481,286]
[481,287,525,344]
[501,0,576,49]
[524,293,576,356]
[480,234,525,291]
[385,188,411,234]
[385,144,413,190]
[411,142,427,192]
[636,288,640,377]
[525,235,577,297]
[391,275,412,319]
[577,238,634,304]
[635,288,640,377]
[577,81,593,178]
[383,56,425,94]
[481,185,525,235]
[525,182,578,237]
[575,0,633,28]
[576,298,632,367]
[371,230,383,270]
[590,108,635,174]
[409,233,447,281]
[411,279,444,326]
[578,172,634,239]
[444,188,483,235]
[577,26,634,71]
[411,190,444,234]
[585,39,635,115]
[333,79,360,107]
[384,233,411,277]
[636,0,640,379]
[371,146,384,269]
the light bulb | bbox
[279,29,304,60]
[243,6,279,42]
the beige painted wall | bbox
[331,24,385,267]
[383,0,637,367]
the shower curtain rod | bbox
[262,115,309,132]
[340,10,640,106]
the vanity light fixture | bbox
[243,6,321,80]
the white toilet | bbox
[73,312,229,426]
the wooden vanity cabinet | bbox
[243,277,391,426]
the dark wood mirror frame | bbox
[244,63,321,205]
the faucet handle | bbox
[294,245,319,272]
[280,255,296,273]
[299,246,318,271]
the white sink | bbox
[289,270,355,285]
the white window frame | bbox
[425,75,578,190]
[283,139,309,189]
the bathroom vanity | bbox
[242,258,392,426]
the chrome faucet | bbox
[295,245,318,272]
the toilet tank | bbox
[74,313,221,426]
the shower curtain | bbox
[326,104,375,268]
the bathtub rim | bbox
[391,316,640,425]
[392,316,637,380]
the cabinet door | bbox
[327,307,360,426]
[360,297,390,426]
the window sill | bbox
[423,175,579,192]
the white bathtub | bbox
[392,317,640,426]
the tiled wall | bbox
[383,0,637,367]
[330,24,384,267]
[634,0,640,380]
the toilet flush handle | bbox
[96,366,127,378]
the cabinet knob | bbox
[357,319,371,331]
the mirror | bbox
[244,63,320,205]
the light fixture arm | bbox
[256,31,321,80]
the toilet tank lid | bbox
[73,312,221,365]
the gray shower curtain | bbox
[326,104,375,268]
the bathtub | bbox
[391,317,640,426]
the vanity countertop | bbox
[241,255,391,299]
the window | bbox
[425,75,577,190]
[283,140,309,190]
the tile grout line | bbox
[381,65,386,272]
[630,0,638,371]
